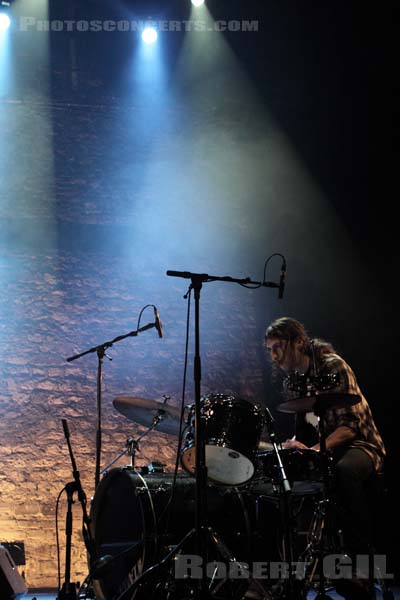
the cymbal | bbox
[258,441,274,451]
[113,397,181,435]
[277,393,361,414]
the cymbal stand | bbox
[264,408,305,600]
[66,319,159,490]
[304,400,334,600]
[100,410,167,474]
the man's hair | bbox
[265,317,335,357]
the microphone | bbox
[278,259,286,299]
[153,307,163,338]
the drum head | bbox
[181,394,264,485]
[181,444,255,485]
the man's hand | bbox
[282,438,309,450]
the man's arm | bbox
[311,425,357,451]
[283,425,357,451]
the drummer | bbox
[265,317,385,597]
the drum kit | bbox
[60,269,379,599]
[87,389,361,600]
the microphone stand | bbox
[166,270,280,598]
[66,320,158,490]
[57,480,78,600]
[58,419,96,600]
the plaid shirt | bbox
[289,353,386,472]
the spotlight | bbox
[142,26,158,44]
[191,0,205,6]
[0,12,11,30]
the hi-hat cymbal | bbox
[277,393,361,414]
[113,396,181,435]
[258,440,274,451]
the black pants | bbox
[333,447,376,555]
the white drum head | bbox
[181,444,254,486]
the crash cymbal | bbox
[277,393,361,414]
[113,396,181,435]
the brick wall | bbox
[0,248,267,588]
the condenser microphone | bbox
[278,259,286,299]
[154,307,163,338]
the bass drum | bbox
[89,467,280,600]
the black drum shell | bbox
[181,394,265,485]
[89,468,280,600]
[256,448,322,484]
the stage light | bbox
[191,0,205,5]
[142,26,158,45]
[0,12,11,30]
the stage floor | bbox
[25,587,400,600]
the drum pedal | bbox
[148,461,166,474]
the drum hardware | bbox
[277,393,362,599]
[66,306,164,490]
[101,405,170,476]
[261,407,306,600]
[146,461,166,474]
[57,419,95,600]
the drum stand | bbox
[301,402,335,600]
[263,410,306,600]
[100,409,167,475]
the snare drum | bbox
[257,448,322,484]
[180,394,265,486]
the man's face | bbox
[265,336,306,373]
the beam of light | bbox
[1,0,55,263]
[0,11,12,99]
[191,0,205,6]
[0,12,11,30]
[142,26,158,45]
